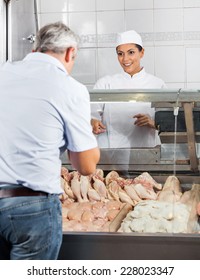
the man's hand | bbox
[91,118,106,134]
[133,113,155,129]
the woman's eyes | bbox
[117,51,135,56]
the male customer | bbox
[0,22,100,259]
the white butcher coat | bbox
[92,68,167,148]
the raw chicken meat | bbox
[80,175,90,202]
[105,200,122,210]
[181,184,200,232]
[105,170,120,185]
[87,187,101,201]
[78,201,92,211]
[133,172,162,190]
[63,179,75,200]
[118,189,134,206]
[106,209,120,221]
[81,210,95,222]
[92,201,104,209]
[157,175,182,203]
[124,184,141,204]
[61,166,73,182]
[107,181,121,201]
[120,200,192,234]
[67,208,84,221]
[71,172,83,203]
[94,168,104,181]
[162,175,181,193]
[133,183,157,200]
[93,176,108,200]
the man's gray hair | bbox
[34,22,79,53]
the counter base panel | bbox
[58,232,200,260]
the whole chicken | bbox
[80,175,90,202]
[157,175,182,203]
[71,172,83,203]
[93,176,108,200]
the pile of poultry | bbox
[61,167,162,232]
[60,167,162,205]
[119,176,200,234]
[60,167,200,233]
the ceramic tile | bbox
[96,0,124,11]
[97,11,124,47]
[97,11,124,34]
[97,48,122,79]
[166,83,185,89]
[68,0,95,11]
[155,46,185,83]
[125,10,154,33]
[72,49,96,84]
[154,0,183,8]
[142,47,155,75]
[184,8,200,31]
[125,0,153,9]
[69,12,96,47]
[40,0,68,13]
[184,0,200,7]
[186,47,200,82]
[39,13,68,27]
[154,9,183,32]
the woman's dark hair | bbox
[135,44,143,52]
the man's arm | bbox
[68,147,100,175]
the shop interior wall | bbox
[3,0,200,90]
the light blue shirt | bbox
[0,52,97,193]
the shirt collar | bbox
[23,52,68,74]
[123,67,146,79]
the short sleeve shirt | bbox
[0,53,97,193]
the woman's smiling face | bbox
[116,43,144,76]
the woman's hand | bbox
[133,113,155,129]
[91,118,106,134]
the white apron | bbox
[91,68,166,148]
[92,102,160,148]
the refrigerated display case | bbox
[59,89,200,260]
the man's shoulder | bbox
[67,75,88,92]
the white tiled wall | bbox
[36,0,200,89]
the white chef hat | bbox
[116,30,143,48]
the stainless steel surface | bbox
[22,33,35,44]
[7,0,36,61]
[90,89,200,103]
[59,232,200,260]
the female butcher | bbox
[91,30,167,148]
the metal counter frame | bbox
[58,232,200,260]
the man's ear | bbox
[65,47,74,63]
